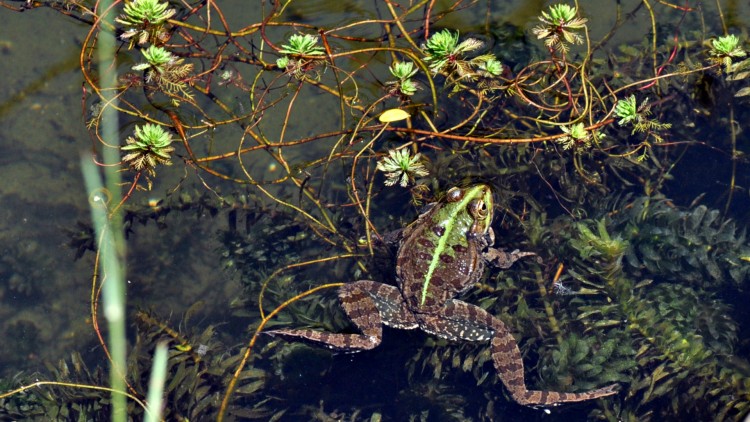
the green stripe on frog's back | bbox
[420,185,485,306]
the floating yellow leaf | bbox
[175,343,192,352]
[378,108,410,123]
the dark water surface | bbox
[1,1,750,420]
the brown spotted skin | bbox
[268,185,618,406]
[270,280,417,351]
[396,200,486,311]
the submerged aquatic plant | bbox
[557,122,591,150]
[614,96,671,136]
[115,0,176,47]
[387,61,419,96]
[614,95,638,125]
[278,34,325,56]
[615,196,750,286]
[539,333,635,393]
[276,34,326,79]
[543,196,750,420]
[532,3,588,53]
[477,57,502,77]
[421,29,503,91]
[376,148,429,187]
[422,29,483,74]
[133,45,174,73]
[121,123,175,176]
[132,45,193,97]
[709,34,747,72]
[709,34,750,96]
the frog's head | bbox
[444,184,494,236]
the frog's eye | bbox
[446,187,463,202]
[468,199,488,219]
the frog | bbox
[269,184,618,406]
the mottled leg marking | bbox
[268,280,417,352]
[418,299,495,342]
[423,300,618,406]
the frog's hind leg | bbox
[423,299,618,406]
[268,280,417,352]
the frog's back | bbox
[396,204,485,311]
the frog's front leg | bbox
[479,228,537,269]
[420,299,618,406]
[268,280,417,352]
[483,248,537,269]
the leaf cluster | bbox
[132,310,266,420]
[538,332,635,393]
[551,195,750,420]
[614,195,750,287]
[531,4,588,53]
[276,34,326,80]
[115,0,176,47]
[121,123,175,177]
[421,29,504,92]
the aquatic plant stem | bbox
[724,105,737,215]
[534,267,563,343]
[218,283,344,422]
[145,342,168,422]
[85,0,127,420]
[0,381,149,415]
[82,162,127,422]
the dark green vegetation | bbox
[2,0,750,420]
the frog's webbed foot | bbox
[267,280,417,352]
[483,248,538,269]
[423,300,618,407]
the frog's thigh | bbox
[419,299,504,342]
[268,281,408,352]
[341,280,418,331]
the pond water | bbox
[1,0,750,420]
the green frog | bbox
[270,184,618,406]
